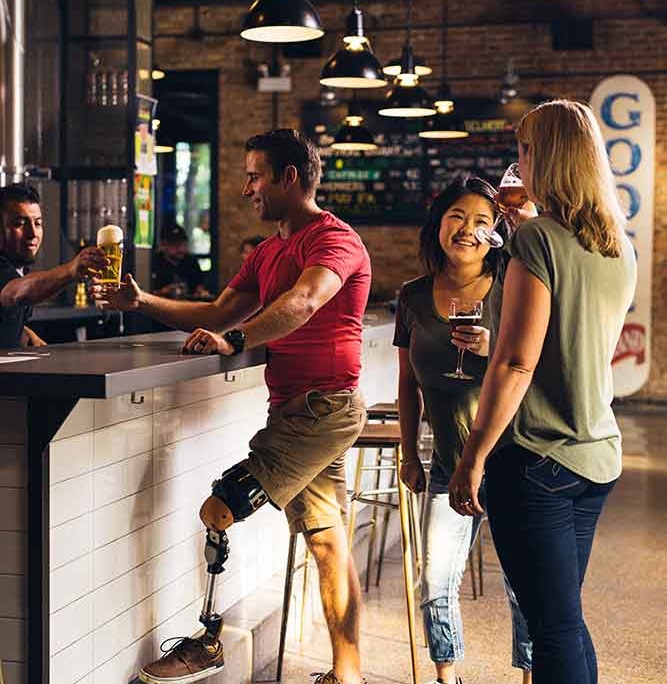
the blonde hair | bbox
[516,99,624,257]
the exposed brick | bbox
[155,1,667,399]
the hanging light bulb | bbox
[320,2,386,89]
[332,100,378,151]
[433,81,454,114]
[499,58,519,104]
[241,0,324,43]
[378,44,436,118]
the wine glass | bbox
[444,298,483,381]
[475,163,529,248]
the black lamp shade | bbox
[320,48,387,89]
[379,83,436,118]
[332,123,377,151]
[419,111,469,139]
[382,55,432,77]
[241,0,324,43]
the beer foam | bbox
[97,225,124,245]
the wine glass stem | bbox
[456,347,465,375]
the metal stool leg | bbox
[477,521,484,597]
[396,445,419,684]
[299,548,312,641]
[277,533,298,682]
[347,448,365,548]
[469,544,478,600]
[408,491,423,584]
[375,467,396,586]
[364,449,383,592]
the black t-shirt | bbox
[0,254,32,348]
[151,252,205,296]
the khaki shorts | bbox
[239,388,366,533]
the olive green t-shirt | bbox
[394,274,491,478]
[490,216,637,483]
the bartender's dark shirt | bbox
[152,252,205,297]
[0,254,31,348]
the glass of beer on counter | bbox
[475,163,529,248]
[96,224,124,288]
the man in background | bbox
[239,234,266,261]
[152,223,212,299]
[0,183,107,348]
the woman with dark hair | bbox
[394,176,532,684]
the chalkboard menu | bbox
[302,101,427,224]
[302,96,543,225]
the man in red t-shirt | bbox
[96,129,371,684]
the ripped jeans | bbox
[421,467,533,669]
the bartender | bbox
[0,183,108,348]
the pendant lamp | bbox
[241,0,324,43]
[382,53,432,78]
[378,45,435,118]
[332,101,378,151]
[418,106,469,139]
[320,2,386,89]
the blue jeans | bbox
[421,466,532,668]
[485,444,616,684]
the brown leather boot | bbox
[138,624,224,684]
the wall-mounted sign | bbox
[135,94,158,177]
[590,75,655,397]
[134,173,154,249]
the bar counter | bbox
[0,310,397,684]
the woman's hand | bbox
[400,458,426,494]
[448,457,485,516]
[504,201,538,232]
[452,325,490,357]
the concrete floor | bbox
[269,409,667,684]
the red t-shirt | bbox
[229,211,371,405]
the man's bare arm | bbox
[0,247,107,307]
[96,274,260,332]
[239,265,343,349]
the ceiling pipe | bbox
[1,0,26,185]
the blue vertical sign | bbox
[590,76,654,397]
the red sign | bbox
[612,323,646,366]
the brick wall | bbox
[154,0,667,399]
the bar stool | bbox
[348,421,420,684]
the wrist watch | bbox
[223,328,246,355]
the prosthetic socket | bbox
[199,465,269,643]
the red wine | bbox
[449,315,481,331]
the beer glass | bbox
[444,298,483,381]
[96,224,124,288]
[475,163,529,248]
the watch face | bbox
[225,329,245,353]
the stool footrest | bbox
[352,496,398,509]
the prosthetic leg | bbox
[197,464,270,645]
[139,465,270,684]
[199,528,229,645]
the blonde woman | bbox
[448,100,637,684]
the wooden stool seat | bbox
[366,401,399,421]
[354,422,401,447]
